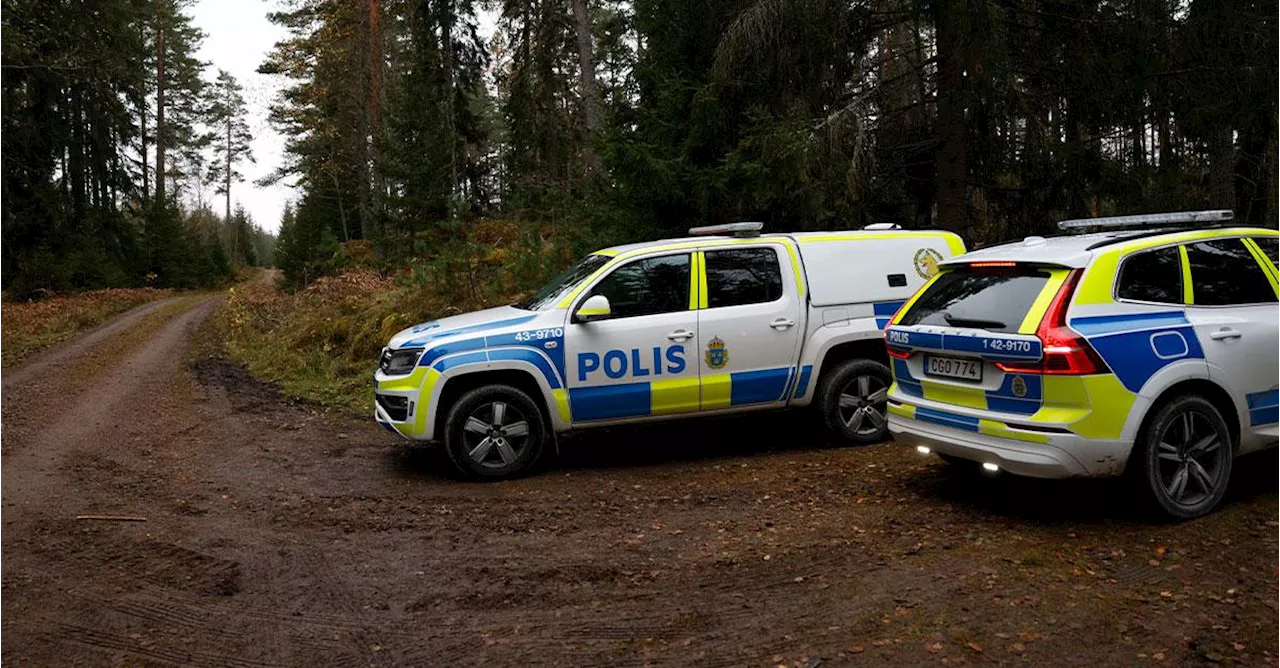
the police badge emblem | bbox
[705,337,729,370]
[1011,375,1028,398]
[913,248,943,279]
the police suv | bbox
[884,210,1278,518]
[375,223,964,478]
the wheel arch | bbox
[814,335,890,386]
[1135,378,1241,460]
[430,365,562,441]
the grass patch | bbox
[212,221,607,414]
[2,287,173,366]
[215,270,536,415]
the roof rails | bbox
[1058,209,1233,232]
[688,222,763,238]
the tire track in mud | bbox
[1,296,180,389]
[2,297,220,516]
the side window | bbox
[586,254,690,318]
[1252,237,1278,266]
[1185,239,1277,306]
[704,247,783,308]
[1117,246,1182,304]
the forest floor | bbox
[2,278,1277,666]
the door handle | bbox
[1209,328,1242,341]
[668,329,695,342]
[770,318,796,330]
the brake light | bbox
[887,346,912,359]
[994,269,1108,376]
[969,261,1017,268]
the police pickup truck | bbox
[375,222,964,478]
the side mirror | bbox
[575,295,612,322]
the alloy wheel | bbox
[461,401,531,469]
[1155,409,1228,508]
[837,374,889,436]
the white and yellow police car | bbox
[375,223,964,478]
[885,210,1278,518]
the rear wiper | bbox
[943,312,1007,330]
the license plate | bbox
[925,355,983,382]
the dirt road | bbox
[3,293,1276,666]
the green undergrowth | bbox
[215,222,582,414]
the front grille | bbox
[376,394,410,422]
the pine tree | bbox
[205,70,256,234]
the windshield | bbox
[514,254,612,310]
[897,266,1051,333]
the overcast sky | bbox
[190,1,500,235]
[190,0,290,233]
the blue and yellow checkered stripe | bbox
[887,402,1051,444]
[569,366,799,421]
[890,357,1040,415]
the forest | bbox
[2,0,275,296]
[4,0,1277,295]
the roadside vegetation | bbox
[1,288,172,366]
[216,221,579,413]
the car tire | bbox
[443,385,547,480]
[817,359,892,445]
[1130,394,1233,520]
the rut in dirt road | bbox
[2,297,219,514]
[1,297,181,389]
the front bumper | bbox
[887,401,1131,478]
[373,366,437,440]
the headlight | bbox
[379,347,423,375]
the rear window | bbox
[897,267,1052,333]
[1117,246,1182,304]
[704,248,783,308]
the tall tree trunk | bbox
[571,0,602,173]
[1208,125,1234,211]
[442,0,458,220]
[934,0,968,236]
[154,0,167,209]
[225,117,232,223]
[140,33,149,203]
[367,0,384,232]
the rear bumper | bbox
[887,403,1131,478]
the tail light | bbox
[994,269,1108,376]
[887,346,912,359]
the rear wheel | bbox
[1131,395,1233,519]
[817,359,891,445]
[443,385,547,479]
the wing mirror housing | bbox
[575,295,612,323]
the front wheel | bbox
[443,385,547,479]
[1131,395,1233,519]
[817,359,892,445]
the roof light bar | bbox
[863,223,902,230]
[1057,209,1233,232]
[688,222,764,238]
